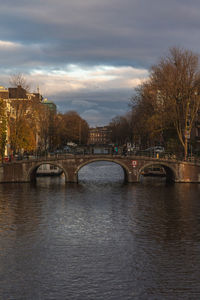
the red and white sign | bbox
[132,160,137,168]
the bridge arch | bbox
[26,162,68,182]
[75,158,130,182]
[138,161,178,182]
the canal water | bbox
[0,161,200,299]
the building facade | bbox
[0,85,43,158]
[88,126,111,145]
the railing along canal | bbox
[2,150,200,165]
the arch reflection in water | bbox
[78,161,125,183]
[35,163,66,187]
[140,163,176,183]
[30,163,66,182]
[36,163,63,177]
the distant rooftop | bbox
[42,98,57,111]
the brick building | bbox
[88,126,111,145]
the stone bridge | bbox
[1,154,200,183]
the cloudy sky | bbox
[0,0,199,126]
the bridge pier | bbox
[126,169,139,183]
[177,162,200,183]
[61,162,77,183]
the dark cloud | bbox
[1,0,200,67]
[1,0,200,124]
[52,88,133,126]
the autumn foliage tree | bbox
[9,100,38,153]
[54,111,89,148]
[7,74,38,153]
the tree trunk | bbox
[184,137,188,160]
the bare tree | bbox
[152,47,200,158]
[109,114,133,145]
[130,82,167,148]
[36,104,57,152]
[131,47,200,158]
[9,73,30,91]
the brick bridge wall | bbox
[0,155,200,183]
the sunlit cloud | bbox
[0,63,148,126]
[0,40,21,49]
[28,64,148,96]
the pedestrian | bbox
[114,145,118,155]
[122,145,127,156]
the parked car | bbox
[144,146,165,153]
[63,146,71,153]
[54,149,63,154]
[153,146,165,153]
